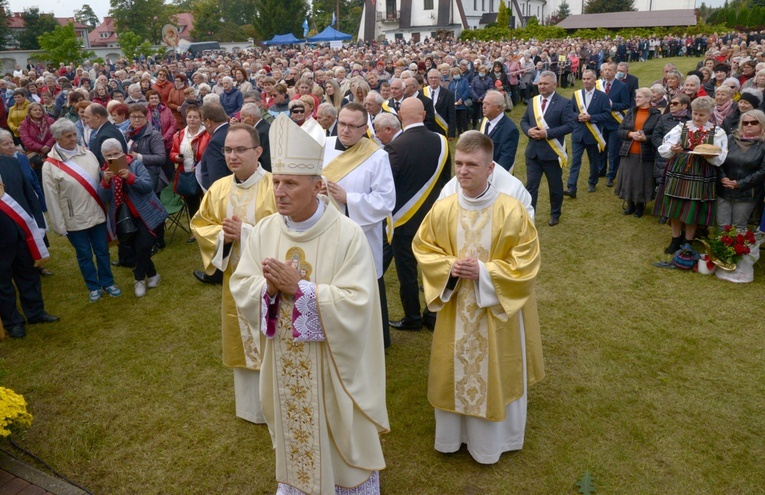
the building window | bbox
[474,0,477,9]
[99,32,110,39]
[537,5,540,16]
[424,0,433,10]
[521,4,524,14]
[490,0,494,12]
[482,0,485,11]
[387,0,396,18]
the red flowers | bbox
[705,225,756,268]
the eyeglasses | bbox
[742,120,760,126]
[129,115,146,120]
[222,146,257,155]
[669,101,681,106]
[291,108,305,114]
[337,121,366,130]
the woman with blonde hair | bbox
[716,109,765,231]
[324,78,343,115]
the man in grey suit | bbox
[520,71,575,226]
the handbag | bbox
[116,202,137,240]
[463,98,473,108]
[176,170,201,196]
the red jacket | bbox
[170,127,210,193]
[152,80,173,104]
[149,103,177,150]
[19,115,55,152]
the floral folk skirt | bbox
[656,152,716,226]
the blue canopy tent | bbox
[262,33,304,46]
[307,26,353,43]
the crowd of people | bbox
[3,30,765,494]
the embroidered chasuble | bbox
[230,198,389,495]
[191,167,276,369]
[413,190,545,423]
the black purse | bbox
[116,202,137,240]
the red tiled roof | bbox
[88,16,117,46]
[7,12,88,30]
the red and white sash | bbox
[46,157,115,242]
[0,191,49,265]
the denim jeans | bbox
[568,140,602,191]
[67,222,115,291]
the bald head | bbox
[403,77,418,97]
[399,97,424,127]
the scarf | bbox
[670,109,688,119]
[27,115,49,143]
[149,105,162,132]
[713,99,734,125]
[128,124,147,140]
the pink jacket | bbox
[19,115,55,152]
[149,103,177,150]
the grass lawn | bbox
[2,55,765,494]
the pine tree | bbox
[558,1,571,19]
[583,0,636,15]
[74,5,100,31]
[190,0,222,41]
[497,1,510,28]
[0,0,11,51]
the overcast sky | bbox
[7,0,727,24]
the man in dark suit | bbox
[384,98,450,331]
[479,90,519,172]
[385,78,406,114]
[566,69,611,196]
[316,102,338,137]
[199,102,230,191]
[0,155,59,338]
[598,61,630,187]
[617,62,640,106]
[194,102,230,285]
[425,69,456,139]
[520,71,575,226]
[86,103,128,165]
[240,103,271,171]
[403,77,437,133]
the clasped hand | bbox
[222,215,242,243]
[263,257,301,297]
[450,258,479,280]
[528,126,548,140]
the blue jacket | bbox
[570,88,611,146]
[600,78,630,130]
[98,159,168,232]
[14,151,46,212]
[448,77,471,110]
[219,87,243,117]
[470,74,493,103]
[520,92,575,163]
[486,115,520,172]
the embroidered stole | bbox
[393,133,449,228]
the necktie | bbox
[541,98,547,112]
[605,81,611,94]
[484,121,491,135]
[394,100,400,111]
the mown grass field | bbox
[2,55,764,494]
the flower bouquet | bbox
[700,225,756,271]
[0,386,33,438]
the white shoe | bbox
[147,273,161,289]
[134,280,147,297]
[89,289,102,303]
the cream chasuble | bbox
[413,188,545,461]
[190,168,276,423]
[230,198,389,495]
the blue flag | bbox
[302,18,309,37]
[331,12,336,27]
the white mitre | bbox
[269,113,325,175]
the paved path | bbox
[0,451,89,495]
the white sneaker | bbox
[134,280,147,297]
[89,289,102,303]
[147,273,161,289]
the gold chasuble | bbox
[190,167,276,369]
[413,191,545,422]
[230,199,388,495]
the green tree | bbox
[17,8,59,50]
[558,1,571,19]
[217,22,247,41]
[74,4,100,30]
[497,1,510,28]
[38,22,95,66]
[310,0,361,34]
[583,0,636,14]
[252,0,309,39]
[117,30,143,61]
[222,0,256,25]
[191,0,222,41]
[0,0,12,51]
[110,0,171,43]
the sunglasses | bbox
[742,120,760,126]
[291,108,305,114]
[669,101,681,106]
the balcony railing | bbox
[376,10,400,22]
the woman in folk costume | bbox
[657,96,728,254]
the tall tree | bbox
[39,22,95,66]
[583,0,635,14]
[497,1,511,28]
[221,0,256,25]
[191,0,222,41]
[17,8,59,50]
[110,0,171,44]
[310,0,361,34]
[74,4,100,30]
[558,1,571,19]
[252,0,308,39]
[117,30,143,61]
[0,0,11,51]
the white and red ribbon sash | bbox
[0,191,49,264]
[46,157,115,242]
